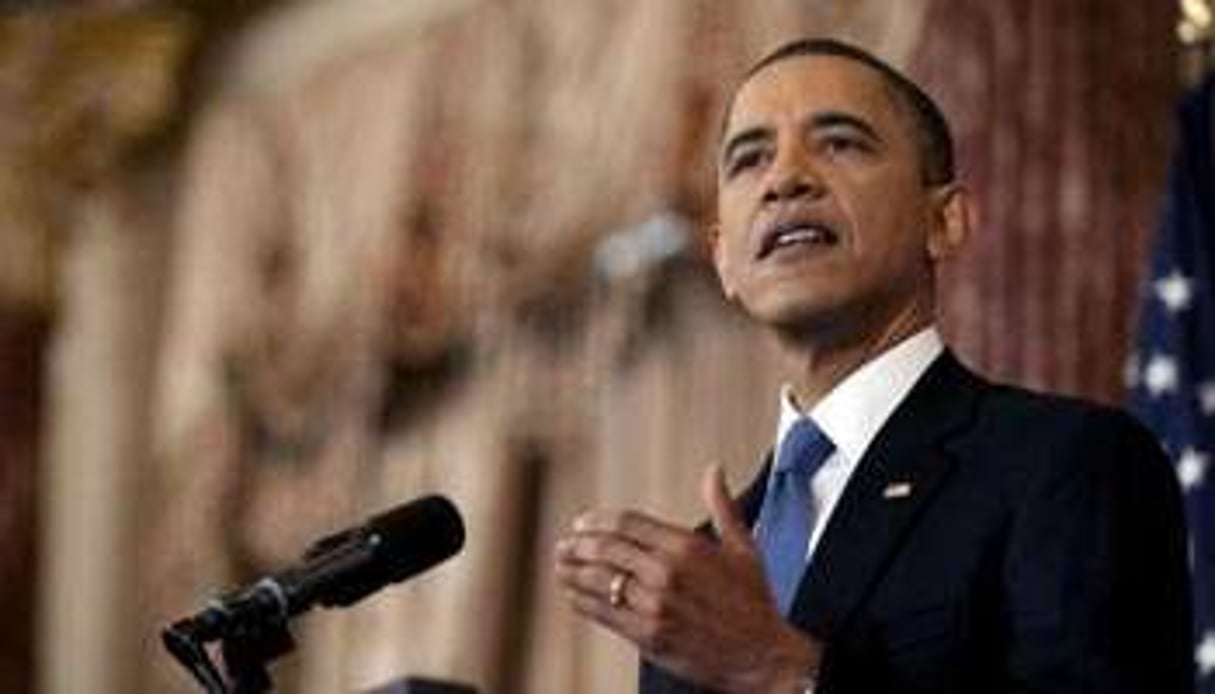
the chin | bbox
[744,294,847,336]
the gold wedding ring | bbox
[608,572,629,608]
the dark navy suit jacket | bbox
[641,352,1193,693]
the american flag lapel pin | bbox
[883,482,913,499]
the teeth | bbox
[758,223,837,259]
[775,226,828,247]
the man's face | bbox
[714,54,961,341]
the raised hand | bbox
[555,464,822,693]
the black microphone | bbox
[164,495,465,648]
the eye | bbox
[724,148,769,178]
[821,133,872,157]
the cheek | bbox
[716,190,748,230]
[846,184,930,250]
[846,210,934,285]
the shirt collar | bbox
[776,328,944,465]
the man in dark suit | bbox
[554,38,1193,693]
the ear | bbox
[708,221,738,300]
[926,183,972,262]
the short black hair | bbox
[733,37,955,186]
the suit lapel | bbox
[788,352,983,638]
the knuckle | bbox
[652,597,676,622]
[649,587,679,621]
[582,536,608,561]
[650,564,674,591]
[668,536,701,564]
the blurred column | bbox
[40,182,171,694]
[2,12,191,694]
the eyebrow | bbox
[719,110,885,168]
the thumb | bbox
[701,463,753,552]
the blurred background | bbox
[0,0,1210,692]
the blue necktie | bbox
[757,417,835,614]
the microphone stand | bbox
[162,612,296,693]
[160,495,466,691]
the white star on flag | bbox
[1198,630,1215,676]
[1177,447,1210,492]
[1144,353,1180,397]
[1155,270,1194,313]
[1201,381,1215,415]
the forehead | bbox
[724,54,909,140]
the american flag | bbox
[1128,73,1215,692]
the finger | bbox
[557,555,661,639]
[555,561,660,615]
[568,588,653,643]
[555,559,619,599]
[557,531,672,590]
[701,463,753,553]
[572,509,700,559]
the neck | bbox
[776,297,934,410]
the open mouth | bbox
[757,221,840,260]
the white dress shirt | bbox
[767,327,944,561]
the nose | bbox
[762,144,825,204]
[764,174,818,203]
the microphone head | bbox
[370,494,466,581]
[318,495,465,607]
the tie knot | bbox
[776,418,834,478]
